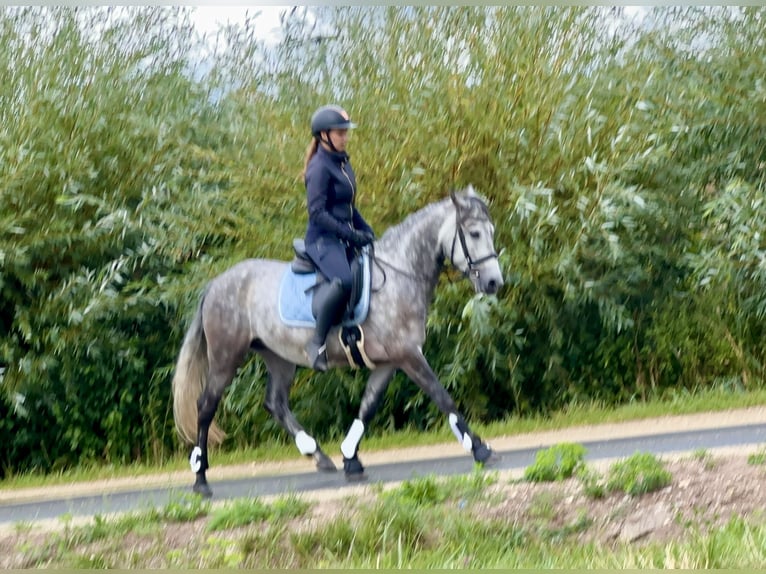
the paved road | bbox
[1,422,765,526]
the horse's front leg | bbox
[399,349,497,465]
[340,365,397,480]
[260,349,336,472]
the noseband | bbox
[450,200,498,281]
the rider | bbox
[302,104,375,371]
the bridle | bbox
[371,197,498,288]
[449,199,498,281]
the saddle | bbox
[290,238,365,321]
[279,239,374,369]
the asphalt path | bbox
[1,421,765,527]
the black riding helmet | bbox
[310,105,356,137]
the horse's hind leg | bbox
[260,348,337,472]
[192,361,238,498]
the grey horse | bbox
[172,185,504,497]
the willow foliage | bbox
[1,6,764,474]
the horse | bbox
[172,185,504,497]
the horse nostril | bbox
[487,279,497,294]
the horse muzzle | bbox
[468,260,504,295]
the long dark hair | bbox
[302,138,319,179]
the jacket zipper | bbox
[341,162,354,221]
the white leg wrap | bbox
[449,413,473,452]
[189,446,202,473]
[295,431,317,455]
[341,418,365,459]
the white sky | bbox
[189,5,285,44]
[187,6,647,47]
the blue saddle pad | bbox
[278,253,371,328]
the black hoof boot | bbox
[473,443,500,466]
[343,456,366,482]
[313,448,337,472]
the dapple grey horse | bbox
[172,185,504,497]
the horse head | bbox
[442,185,504,295]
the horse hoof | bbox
[473,444,500,467]
[314,450,338,472]
[193,481,213,498]
[343,456,366,481]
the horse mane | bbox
[379,186,490,243]
[379,197,448,242]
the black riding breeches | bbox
[305,237,354,294]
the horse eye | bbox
[469,231,481,239]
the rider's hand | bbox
[359,230,375,246]
[351,229,375,247]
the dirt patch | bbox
[479,452,766,545]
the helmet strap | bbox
[318,132,339,153]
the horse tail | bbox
[171,290,226,446]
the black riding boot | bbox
[305,278,347,372]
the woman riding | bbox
[302,104,375,371]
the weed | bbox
[527,491,560,522]
[291,515,357,563]
[383,474,449,506]
[689,448,718,470]
[201,535,245,568]
[544,510,593,542]
[75,513,112,544]
[207,497,271,532]
[112,510,162,536]
[524,443,587,482]
[606,452,672,496]
[747,446,766,466]
[159,491,210,522]
[269,493,312,522]
[576,465,606,499]
[12,520,34,536]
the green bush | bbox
[606,452,672,496]
[524,443,587,482]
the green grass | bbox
[207,494,310,532]
[1,385,765,491]
[747,446,766,466]
[8,469,766,569]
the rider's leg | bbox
[305,277,347,371]
[305,240,353,371]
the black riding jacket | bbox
[304,146,373,245]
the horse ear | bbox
[450,190,468,211]
[450,186,471,209]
